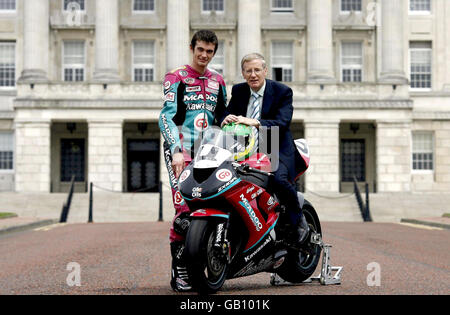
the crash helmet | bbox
[222,122,257,161]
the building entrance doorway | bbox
[340,122,376,193]
[126,139,159,192]
[51,122,88,193]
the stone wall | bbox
[376,121,412,192]
[88,121,123,192]
[304,121,340,192]
[15,121,51,192]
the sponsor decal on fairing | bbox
[216,169,233,182]
[178,169,191,183]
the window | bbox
[0,42,15,87]
[208,41,224,75]
[63,41,85,82]
[0,132,13,171]
[133,41,155,82]
[63,0,85,11]
[202,0,224,12]
[0,0,15,11]
[341,0,362,12]
[271,0,293,12]
[412,132,433,171]
[410,42,432,90]
[133,0,154,12]
[341,42,362,82]
[271,42,293,82]
[409,0,431,13]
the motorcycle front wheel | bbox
[185,219,228,294]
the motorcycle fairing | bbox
[190,209,229,220]
[293,138,311,181]
[179,162,242,201]
[228,232,277,279]
[225,182,279,252]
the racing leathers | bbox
[159,64,227,244]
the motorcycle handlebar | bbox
[232,162,273,177]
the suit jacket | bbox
[218,79,298,181]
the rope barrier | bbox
[91,183,170,193]
[304,188,355,199]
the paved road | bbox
[0,221,448,295]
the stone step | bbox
[369,192,450,222]
[303,191,363,222]
[2,191,447,224]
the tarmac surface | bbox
[1,215,449,235]
[0,220,448,295]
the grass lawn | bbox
[0,212,18,219]
[443,213,450,218]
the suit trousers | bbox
[273,161,303,225]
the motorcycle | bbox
[178,127,323,294]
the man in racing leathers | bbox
[159,30,227,292]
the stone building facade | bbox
[1,0,450,198]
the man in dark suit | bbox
[219,53,309,244]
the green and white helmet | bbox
[222,123,257,161]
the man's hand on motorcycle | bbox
[172,152,185,178]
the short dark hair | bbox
[190,30,219,54]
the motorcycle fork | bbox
[213,218,232,264]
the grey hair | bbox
[241,53,267,71]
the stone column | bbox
[379,0,407,84]
[93,0,120,82]
[88,120,123,192]
[166,0,190,71]
[19,0,49,82]
[304,121,340,192]
[443,1,450,91]
[376,121,411,192]
[307,0,334,82]
[237,0,261,72]
[15,121,51,192]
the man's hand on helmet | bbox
[235,115,260,128]
[221,114,239,127]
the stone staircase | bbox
[1,190,448,224]
[303,191,363,222]
[0,191,166,223]
[368,192,450,222]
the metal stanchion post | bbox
[88,182,93,223]
[365,183,371,222]
[158,181,163,222]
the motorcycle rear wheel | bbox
[275,200,322,283]
[185,219,228,294]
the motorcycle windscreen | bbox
[194,144,232,169]
[193,128,236,169]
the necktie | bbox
[250,92,260,151]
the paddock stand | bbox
[270,233,343,286]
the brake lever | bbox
[232,162,248,174]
